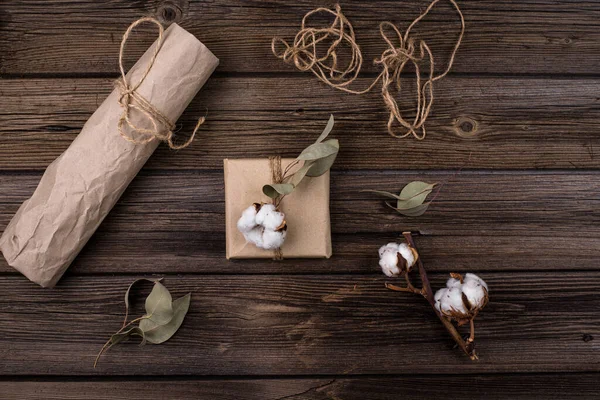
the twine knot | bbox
[116,17,205,150]
[272,0,464,141]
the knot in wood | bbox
[156,1,183,24]
[454,116,478,138]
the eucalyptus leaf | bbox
[315,114,335,143]
[263,183,295,199]
[143,281,174,326]
[109,327,146,348]
[386,201,432,217]
[397,182,437,210]
[362,190,404,201]
[367,181,438,217]
[306,152,338,177]
[287,161,314,187]
[122,278,161,328]
[297,140,339,161]
[140,293,191,344]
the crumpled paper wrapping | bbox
[224,158,332,259]
[0,23,219,287]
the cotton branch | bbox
[393,232,479,360]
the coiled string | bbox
[272,0,465,140]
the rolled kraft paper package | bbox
[0,23,219,287]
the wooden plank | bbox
[2,374,600,399]
[1,170,599,274]
[1,1,600,75]
[0,273,598,375]
[1,77,600,170]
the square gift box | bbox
[224,158,332,259]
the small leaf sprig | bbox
[94,278,191,367]
[262,114,339,206]
[365,181,439,217]
[237,115,339,250]
[379,232,489,360]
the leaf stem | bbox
[402,232,477,360]
[94,315,150,368]
[282,159,300,181]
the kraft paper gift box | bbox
[0,22,219,287]
[224,158,332,259]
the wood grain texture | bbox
[1,0,599,75]
[1,0,599,395]
[2,374,600,400]
[0,273,598,375]
[1,170,599,274]
[1,77,600,170]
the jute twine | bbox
[271,0,465,140]
[116,17,204,150]
[269,156,284,260]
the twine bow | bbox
[272,0,465,140]
[116,17,204,150]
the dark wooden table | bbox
[1,1,599,398]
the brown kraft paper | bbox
[224,158,332,259]
[0,23,219,287]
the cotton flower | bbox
[262,228,287,250]
[237,203,287,250]
[378,242,418,277]
[461,273,488,310]
[434,272,488,320]
[237,204,259,232]
[243,226,264,248]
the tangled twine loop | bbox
[272,0,465,140]
[117,17,205,150]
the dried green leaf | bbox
[263,183,295,199]
[306,152,337,177]
[109,327,146,348]
[397,181,437,209]
[287,161,314,187]
[362,190,405,201]
[297,140,339,161]
[144,281,174,326]
[140,293,191,344]
[386,201,432,217]
[122,278,161,328]
[315,114,335,143]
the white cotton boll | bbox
[255,204,276,225]
[434,288,447,312]
[462,279,487,309]
[440,287,467,315]
[262,210,285,231]
[379,251,400,277]
[397,243,416,269]
[446,277,462,289]
[243,227,264,248]
[237,205,258,232]
[262,229,287,250]
[378,243,399,258]
[464,273,488,291]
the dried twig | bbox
[400,232,478,360]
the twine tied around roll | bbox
[116,17,205,150]
[272,0,465,140]
[269,155,285,260]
